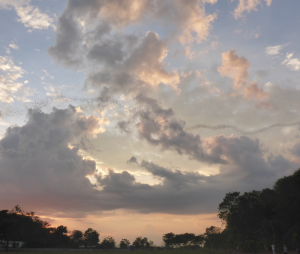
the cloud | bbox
[117,120,132,134]
[48,12,83,68]
[157,0,217,46]
[97,0,154,28]
[134,95,228,164]
[9,42,19,50]
[127,156,138,164]
[140,160,207,191]
[282,53,300,71]
[218,49,250,90]
[232,0,272,19]
[124,32,180,91]
[244,82,268,101]
[95,134,297,214]
[291,142,300,157]
[0,0,54,30]
[84,31,180,95]
[0,55,26,103]
[265,44,284,55]
[0,106,298,216]
[49,0,217,72]
[218,49,270,103]
[0,106,109,216]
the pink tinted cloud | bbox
[218,49,249,90]
[218,49,271,104]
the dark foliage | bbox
[216,168,300,252]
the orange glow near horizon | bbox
[42,212,223,246]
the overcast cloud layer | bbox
[1,0,300,244]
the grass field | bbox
[0,249,222,254]
[2,249,299,254]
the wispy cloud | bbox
[265,44,286,55]
[233,0,273,19]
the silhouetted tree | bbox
[120,239,130,249]
[216,168,300,252]
[163,232,204,248]
[70,230,83,248]
[100,236,115,249]
[83,228,99,248]
[133,236,153,249]
[0,206,55,249]
[163,232,176,248]
[204,226,223,249]
[50,225,70,248]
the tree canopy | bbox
[216,169,300,252]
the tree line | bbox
[201,168,300,252]
[0,205,155,250]
[163,169,300,252]
[1,169,299,252]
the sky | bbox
[1,0,300,246]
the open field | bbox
[0,249,219,254]
[1,250,299,254]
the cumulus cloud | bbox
[48,0,217,87]
[49,2,181,94]
[232,0,272,19]
[218,49,250,90]
[48,0,218,96]
[218,49,270,104]
[0,106,298,216]
[0,0,54,30]
[154,0,217,46]
[0,106,109,216]
[124,32,180,91]
[282,53,300,71]
[48,12,83,68]
[84,31,180,95]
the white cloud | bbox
[282,53,300,71]
[9,42,19,50]
[265,44,286,55]
[0,55,27,103]
[15,5,53,30]
[0,0,53,30]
